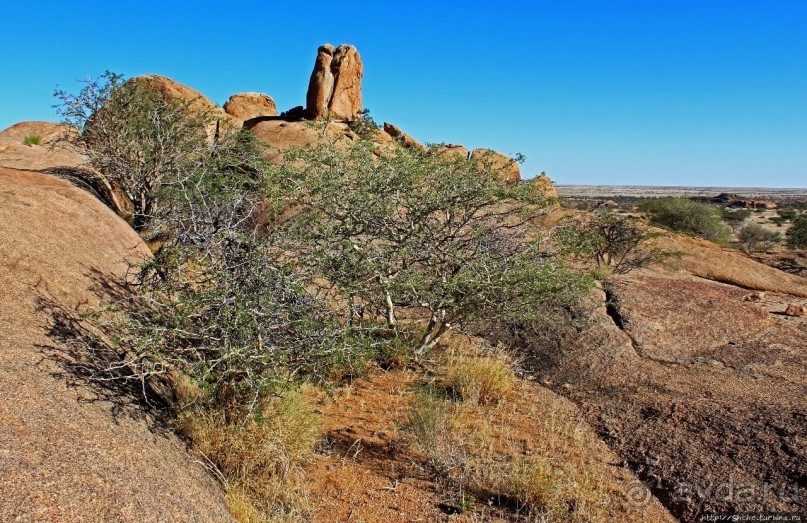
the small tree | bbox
[55,71,214,230]
[737,223,781,253]
[640,198,731,244]
[275,137,589,354]
[721,208,751,232]
[556,212,666,275]
[787,216,807,249]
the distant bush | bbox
[777,207,799,221]
[23,134,42,145]
[787,216,807,249]
[721,208,751,231]
[737,223,781,253]
[640,198,731,244]
[555,211,667,275]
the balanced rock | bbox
[223,92,278,122]
[383,122,427,154]
[306,44,364,121]
[470,148,520,183]
[531,172,558,197]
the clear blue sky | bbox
[1,0,805,187]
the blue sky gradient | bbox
[1,1,804,187]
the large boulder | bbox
[382,122,427,154]
[129,75,235,137]
[223,92,278,122]
[470,148,520,183]
[0,168,234,522]
[305,44,364,121]
[0,121,84,171]
[245,119,359,164]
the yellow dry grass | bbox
[174,383,321,522]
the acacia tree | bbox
[555,211,666,275]
[55,71,214,230]
[275,137,589,354]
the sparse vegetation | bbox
[556,211,667,275]
[721,208,751,231]
[54,71,218,230]
[175,382,320,520]
[640,197,731,243]
[23,134,43,145]
[405,348,611,521]
[787,216,807,249]
[737,223,781,252]
[442,349,515,405]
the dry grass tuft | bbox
[443,350,516,405]
[175,384,321,522]
[405,339,616,520]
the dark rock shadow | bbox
[35,266,173,434]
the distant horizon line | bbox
[554,184,807,191]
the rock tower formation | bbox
[306,44,364,121]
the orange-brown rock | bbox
[129,75,235,137]
[742,291,766,302]
[245,119,359,164]
[470,148,521,183]
[432,144,470,161]
[784,304,806,316]
[306,44,336,120]
[0,168,234,522]
[329,45,364,120]
[382,122,427,154]
[305,44,363,121]
[531,172,558,197]
[223,92,278,122]
[0,121,85,171]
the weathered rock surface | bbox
[382,122,427,153]
[223,92,278,122]
[0,168,234,521]
[306,44,363,121]
[0,121,85,171]
[656,232,807,297]
[245,119,359,164]
[432,144,470,160]
[515,270,807,520]
[784,303,806,316]
[470,148,521,183]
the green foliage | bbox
[721,208,751,231]
[777,207,798,221]
[737,223,781,253]
[23,134,43,145]
[640,197,731,244]
[787,216,807,249]
[275,136,590,354]
[54,71,215,230]
[347,108,380,140]
[555,211,667,275]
